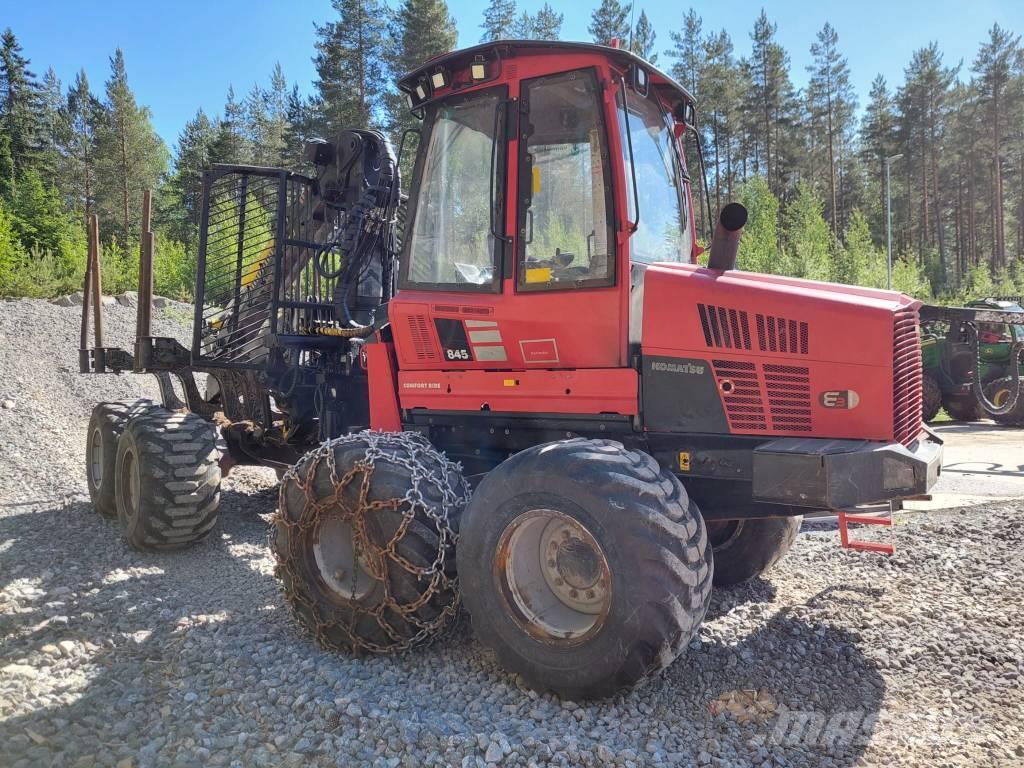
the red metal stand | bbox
[838,510,895,555]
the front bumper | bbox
[751,427,943,509]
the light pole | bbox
[885,153,903,290]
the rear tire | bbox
[457,439,713,699]
[922,375,941,422]
[942,394,983,422]
[114,409,221,550]
[86,400,158,518]
[984,377,1024,426]
[273,431,468,654]
[708,516,802,587]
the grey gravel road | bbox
[2,299,1022,767]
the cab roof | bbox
[397,40,695,108]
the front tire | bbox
[708,516,802,587]
[114,409,221,550]
[273,431,468,654]
[984,377,1024,425]
[86,400,158,518]
[922,375,942,422]
[457,439,712,699]
[942,394,983,422]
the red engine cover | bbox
[641,265,923,444]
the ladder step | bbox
[840,514,893,526]
[845,540,895,555]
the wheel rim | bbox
[707,520,744,552]
[992,388,1011,408]
[120,448,140,522]
[495,509,611,645]
[88,427,104,488]
[313,517,374,601]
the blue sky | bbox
[5,0,1023,148]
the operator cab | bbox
[391,41,699,375]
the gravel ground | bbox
[1,298,1022,767]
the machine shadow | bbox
[635,584,887,766]
[0,486,286,766]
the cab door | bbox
[502,67,624,369]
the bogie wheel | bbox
[942,395,983,422]
[984,377,1024,426]
[114,409,222,550]
[921,375,942,423]
[706,516,802,588]
[86,400,159,518]
[273,431,468,654]
[457,439,713,699]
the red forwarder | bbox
[79,41,942,698]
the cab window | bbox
[617,88,691,264]
[402,88,504,290]
[517,69,614,290]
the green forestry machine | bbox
[921,298,1024,425]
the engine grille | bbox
[764,364,812,431]
[407,315,439,362]
[892,306,924,446]
[713,360,812,434]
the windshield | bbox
[617,89,690,264]
[405,90,501,287]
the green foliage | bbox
[834,209,888,287]
[588,0,631,46]
[781,182,833,280]
[631,11,657,64]
[94,49,168,245]
[892,254,932,299]
[480,0,516,42]
[314,0,388,134]
[735,176,779,273]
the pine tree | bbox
[860,75,896,239]
[94,49,167,245]
[973,23,1021,269]
[385,0,458,154]
[532,4,564,41]
[480,0,516,43]
[165,108,216,245]
[63,70,101,224]
[247,64,290,167]
[311,0,387,135]
[209,86,249,164]
[511,11,534,40]
[0,28,43,189]
[749,11,794,196]
[314,0,388,135]
[665,9,702,97]
[284,84,317,168]
[807,23,855,237]
[897,43,958,274]
[699,29,740,211]
[631,11,656,63]
[38,67,65,190]
[588,0,632,47]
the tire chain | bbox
[273,430,469,654]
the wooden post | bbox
[137,190,154,339]
[140,230,154,337]
[80,216,95,352]
[90,214,104,349]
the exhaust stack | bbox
[707,203,748,271]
